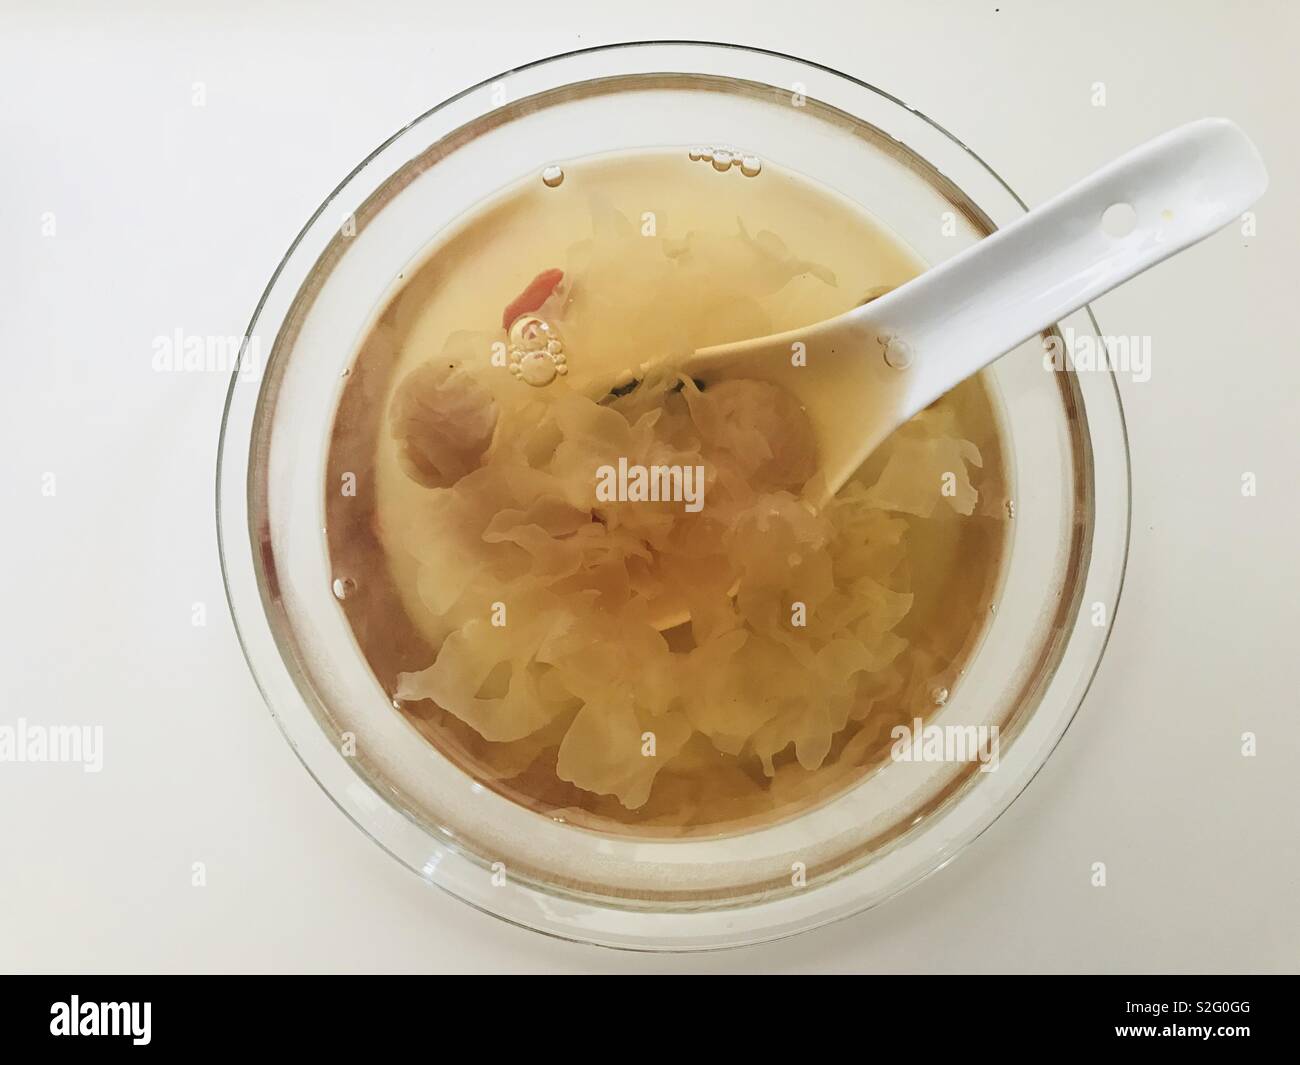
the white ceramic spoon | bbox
[644,118,1266,629]
[684,117,1267,503]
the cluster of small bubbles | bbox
[332,576,357,600]
[508,314,567,386]
[931,686,950,707]
[391,696,403,711]
[541,165,564,188]
[1005,498,1016,520]
[688,145,762,177]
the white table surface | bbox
[2,0,1297,974]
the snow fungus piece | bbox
[390,361,498,489]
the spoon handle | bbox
[862,118,1268,414]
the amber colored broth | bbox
[325,148,1010,838]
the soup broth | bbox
[325,147,1010,838]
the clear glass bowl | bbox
[217,42,1130,950]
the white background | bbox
[2,0,1297,973]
